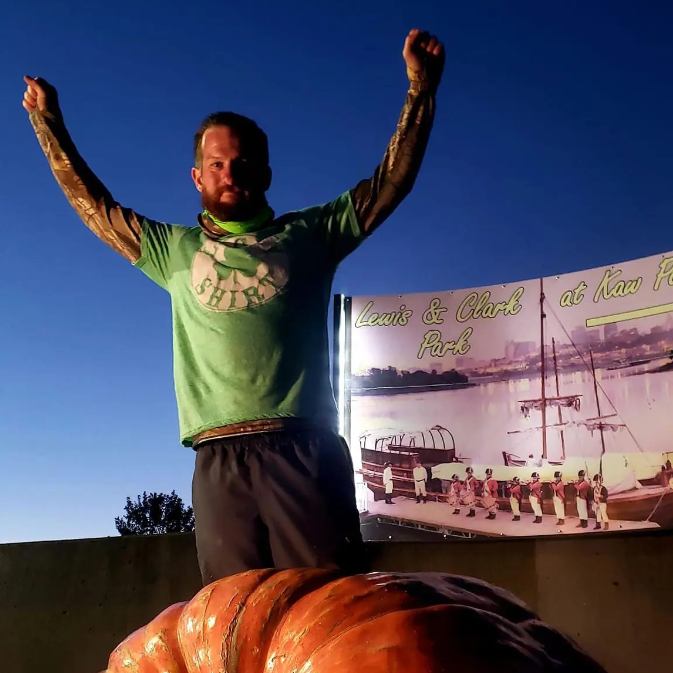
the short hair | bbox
[193,112,269,168]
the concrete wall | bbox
[0,531,671,673]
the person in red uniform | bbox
[482,467,499,520]
[551,470,566,526]
[593,474,610,531]
[574,470,591,529]
[463,466,479,518]
[450,474,462,515]
[508,477,522,522]
[528,472,543,524]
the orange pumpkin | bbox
[105,569,604,672]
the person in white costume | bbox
[383,462,394,505]
[413,460,428,504]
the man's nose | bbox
[220,162,235,184]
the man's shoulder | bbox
[143,217,197,238]
[275,192,354,226]
[273,204,325,229]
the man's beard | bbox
[201,189,258,223]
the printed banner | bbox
[349,250,673,541]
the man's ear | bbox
[191,167,203,193]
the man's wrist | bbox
[30,108,63,126]
[407,72,437,94]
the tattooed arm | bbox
[350,29,445,234]
[23,76,144,263]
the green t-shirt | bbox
[134,191,364,446]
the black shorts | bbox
[191,427,369,585]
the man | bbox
[449,473,462,515]
[528,472,543,524]
[575,470,591,529]
[412,459,428,504]
[508,477,522,522]
[382,462,394,505]
[551,470,566,526]
[481,467,499,520]
[23,29,445,584]
[593,474,609,531]
[463,466,479,518]
[526,454,542,468]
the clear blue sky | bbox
[1,0,671,543]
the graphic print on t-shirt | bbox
[190,234,289,312]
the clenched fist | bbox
[22,75,61,118]
[403,29,445,90]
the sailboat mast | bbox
[552,337,566,460]
[589,350,607,466]
[540,278,548,460]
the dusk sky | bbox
[1,0,672,543]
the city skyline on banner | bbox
[351,249,673,376]
[348,248,673,542]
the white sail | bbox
[616,452,665,481]
[601,453,640,494]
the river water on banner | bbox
[351,368,673,467]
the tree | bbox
[115,490,195,536]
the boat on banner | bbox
[358,425,467,501]
[451,278,673,526]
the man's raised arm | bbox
[350,29,445,234]
[23,76,143,263]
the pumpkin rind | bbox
[107,601,188,673]
[105,569,606,673]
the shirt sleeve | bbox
[304,191,364,267]
[134,219,188,290]
[29,109,145,263]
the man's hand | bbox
[403,29,445,90]
[22,75,61,118]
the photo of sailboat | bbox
[348,249,673,540]
[499,280,673,524]
[358,425,465,502]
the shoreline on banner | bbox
[362,496,659,539]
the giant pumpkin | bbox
[105,569,605,672]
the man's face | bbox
[191,125,271,222]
